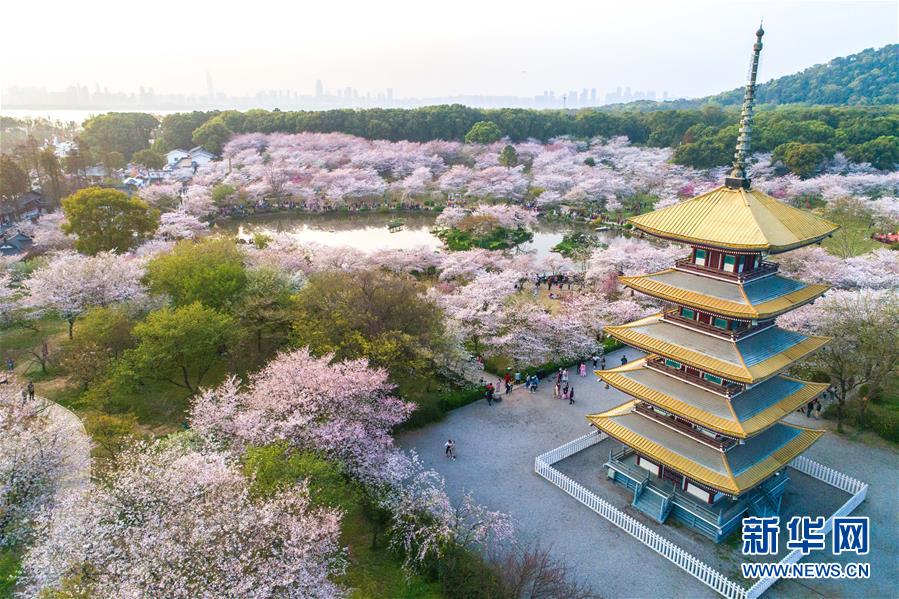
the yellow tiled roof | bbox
[587,401,824,495]
[619,270,829,319]
[604,314,830,384]
[628,186,839,253]
[595,358,828,438]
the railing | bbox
[646,356,743,397]
[745,457,869,599]
[675,258,779,282]
[536,431,749,599]
[536,430,869,599]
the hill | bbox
[605,44,898,111]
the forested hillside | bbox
[709,44,899,106]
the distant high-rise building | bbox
[386,88,393,101]
[206,71,214,102]
[590,88,597,103]
[315,79,324,98]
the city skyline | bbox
[2,77,670,111]
[1,1,895,106]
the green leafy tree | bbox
[843,136,899,171]
[38,148,65,204]
[81,112,159,161]
[464,121,503,144]
[102,150,125,173]
[131,149,165,169]
[153,111,219,152]
[0,154,30,209]
[498,144,518,167]
[236,268,295,355]
[210,183,237,206]
[123,302,235,393]
[61,305,137,389]
[61,187,159,254]
[146,237,247,310]
[192,119,232,154]
[84,412,141,467]
[291,269,445,377]
[63,139,93,182]
[772,142,834,178]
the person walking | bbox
[486,383,494,406]
[562,369,569,384]
[592,354,599,368]
[806,400,815,417]
[620,355,628,366]
[813,398,822,419]
[579,362,587,377]
[445,439,456,460]
[600,357,606,370]
[27,381,34,401]
[553,381,561,399]
[568,386,575,405]
[6,357,13,373]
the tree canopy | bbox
[61,187,159,254]
[80,112,159,161]
[123,302,235,393]
[291,269,446,377]
[146,237,248,310]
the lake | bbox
[218,211,622,257]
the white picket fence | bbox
[744,455,869,599]
[535,430,869,599]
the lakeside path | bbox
[398,348,898,599]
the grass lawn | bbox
[0,548,20,599]
[821,212,880,257]
[340,509,440,598]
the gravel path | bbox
[398,347,898,598]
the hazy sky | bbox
[1,0,896,99]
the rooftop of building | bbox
[595,357,828,438]
[619,269,829,319]
[604,314,830,384]
[587,400,823,495]
[628,186,839,254]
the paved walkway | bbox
[399,347,898,598]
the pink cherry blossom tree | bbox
[1,384,91,547]
[20,439,345,599]
[19,212,74,251]
[25,251,147,337]
[190,348,413,482]
[156,210,210,240]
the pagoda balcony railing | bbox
[635,402,737,450]
[645,355,743,397]
[674,257,778,282]
[662,310,774,341]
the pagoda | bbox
[588,26,839,542]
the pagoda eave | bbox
[618,271,830,320]
[604,315,831,384]
[595,359,829,438]
[587,402,824,495]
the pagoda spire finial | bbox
[725,24,764,190]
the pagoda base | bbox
[605,448,788,543]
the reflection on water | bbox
[220,212,620,257]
